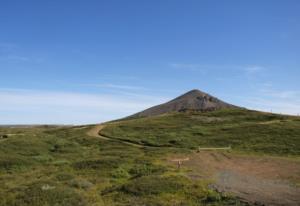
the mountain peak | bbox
[186,89,204,94]
[130,89,239,118]
[174,89,209,99]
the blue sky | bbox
[0,0,300,124]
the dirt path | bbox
[86,124,107,139]
[87,125,235,150]
[86,124,144,148]
[169,151,300,206]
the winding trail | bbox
[86,124,144,148]
[87,124,233,150]
[86,124,108,140]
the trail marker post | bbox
[171,158,190,169]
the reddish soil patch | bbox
[168,151,300,206]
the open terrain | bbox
[100,108,300,205]
[1,108,300,205]
[0,125,246,206]
[1,90,300,205]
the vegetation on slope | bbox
[1,109,298,205]
[0,126,246,206]
[101,109,300,156]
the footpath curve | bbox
[86,124,143,148]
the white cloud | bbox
[169,63,203,70]
[245,97,300,115]
[168,63,231,72]
[260,89,299,99]
[170,63,267,75]
[5,55,30,62]
[0,88,169,124]
[244,66,266,74]
[82,83,145,91]
[0,43,43,63]
[243,87,300,115]
[0,43,17,52]
[168,63,225,74]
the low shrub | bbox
[73,157,120,170]
[6,182,87,206]
[55,173,74,181]
[0,158,29,171]
[121,175,185,196]
[32,154,53,163]
[111,167,130,179]
[68,179,93,190]
[129,162,166,177]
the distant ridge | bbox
[130,89,240,118]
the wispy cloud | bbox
[0,54,42,63]
[0,43,18,53]
[79,83,182,95]
[244,65,266,74]
[82,83,145,91]
[259,88,300,99]
[169,63,204,71]
[169,63,267,75]
[243,86,300,115]
[0,43,43,63]
[96,74,139,81]
[4,55,30,62]
[245,97,300,115]
[0,88,169,124]
[168,63,235,72]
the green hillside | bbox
[0,125,245,206]
[1,109,299,205]
[101,109,300,156]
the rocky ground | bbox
[169,151,300,206]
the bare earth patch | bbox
[168,151,300,206]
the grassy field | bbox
[0,125,246,206]
[101,109,300,156]
[1,109,299,205]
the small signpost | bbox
[171,157,190,169]
[170,146,231,169]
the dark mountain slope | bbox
[131,89,240,118]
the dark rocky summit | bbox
[130,89,239,118]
